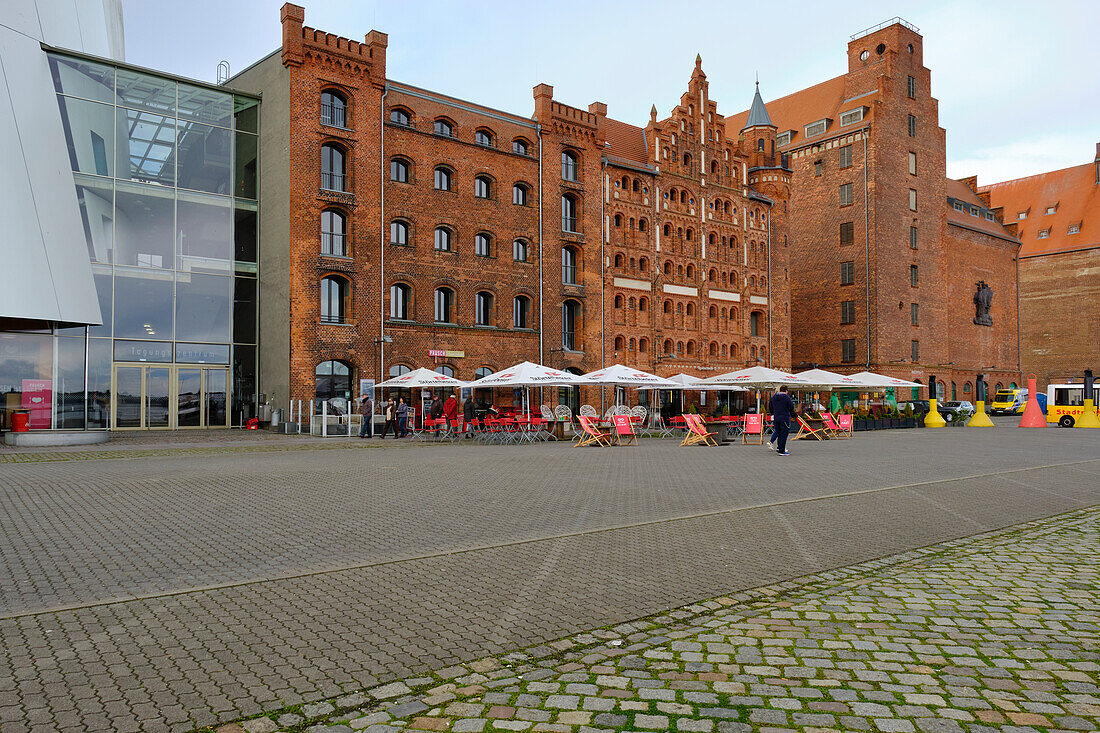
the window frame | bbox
[434,226,452,252]
[321,209,347,257]
[513,238,528,262]
[474,175,492,199]
[513,295,530,328]
[389,107,411,126]
[390,282,411,320]
[561,150,579,181]
[434,166,453,191]
[320,143,346,192]
[838,145,852,169]
[562,246,578,285]
[320,90,348,129]
[512,182,528,206]
[839,182,854,207]
[433,118,454,137]
[474,291,494,326]
[474,232,492,257]
[840,261,855,286]
[434,287,455,323]
[390,157,410,183]
[390,219,409,246]
[320,275,349,324]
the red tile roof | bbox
[980,163,1099,258]
[604,117,649,166]
[724,75,873,146]
[946,178,1018,242]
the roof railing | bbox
[849,17,919,41]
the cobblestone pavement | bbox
[0,425,1097,732]
[211,507,1100,733]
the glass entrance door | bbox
[112,364,231,429]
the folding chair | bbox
[611,414,638,446]
[794,415,827,441]
[821,412,849,439]
[835,413,854,438]
[741,413,765,444]
[576,415,613,447]
[680,414,720,446]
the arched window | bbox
[513,239,528,262]
[614,253,624,268]
[436,365,455,378]
[629,338,636,351]
[389,364,411,379]
[639,338,648,353]
[686,341,695,355]
[663,339,673,354]
[639,218,647,232]
[709,342,717,357]
[639,257,649,271]
[628,297,636,309]
[562,300,580,350]
[730,343,738,358]
[639,297,648,311]
[686,303,695,316]
[663,224,671,236]
[709,233,716,245]
[676,302,683,314]
[750,311,762,337]
[614,336,625,351]
[686,264,695,279]
[663,300,672,314]
[475,291,494,326]
[316,360,351,401]
[474,129,494,147]
[760,346,766,361]
[475,232,492,257]
[434,166,452,191]
[680,191,687,204]
[321,143,345,191]
[474,175,492,198]
[320,275,348,323]
[751,345,757,358]
[614,294,624,308]
[761,276,767,288]
[512,138,529,155]
[721,345,727,357]
[513,183,529,205]
[562,246,578,284]
[708,268,716,282]
[620,176,628,189]
[677,265,684,277]
[390,157,409,183]
[686,228,694,241]
[676,341,684,354]
[750,275,756,287]
[561,194,578,232]
[321,210,346,256]
[664,262,672,275]
[711,161,718,174]
[709,305,717,317]
[513,295,529,328]
[683,152,691,167]
[434,118,453,136]
[561,150,579,181]
[614,213,622,227]
[390,283,411,320]
[321,90,347,128]
[633,179,640,192]
[434,287,454,323]
[475,366,493,380]
[389,107,410,126]
[434,226,452,252]
[390,219,409,246]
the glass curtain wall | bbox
[6,52,260,429]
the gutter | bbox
[863,126,871,368]
[765,199,773,367]
[379,85,388,382]
[600,156,608,411]
[537,123,544,366]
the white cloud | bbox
[947,133,1095,184]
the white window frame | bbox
[839,108,864,126]
[804,119,828,138]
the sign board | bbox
[21,379,52,429]
[428,349,465,358]
[359,378,375,397]
[743,413,763,433]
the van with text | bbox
[990,388,1026,415]
[1046,383,1100,427]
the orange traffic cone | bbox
[1018,374,1046,428]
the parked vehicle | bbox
[938,401,975,421]
[990,388,1027,415]
[1045,383,1100,427]
[897,400,930,415]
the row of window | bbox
[390,159,533,203]
[837,262,918,287]
[388,106,533,155]
[837,301,919,326]
[837,223,919,249]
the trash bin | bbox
[269,408,283,427]
[12,409,30,432]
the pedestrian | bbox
[767,385,796,456]
[430,395,443,420]
[443,391,458,425]
[463,394,477,436]
[396,396,409,438]
[358,393,374,438]
[380,397,396,438]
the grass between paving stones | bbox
[197,506,1098,733]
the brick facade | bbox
[241,3,791,411]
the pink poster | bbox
[21,379,52,429]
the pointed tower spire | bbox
[743,80,774,129]
[695,53,702,69]
[650,104,657,123]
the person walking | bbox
[396,396,409,438]
[463,395,477,437]
[767,385,796,456]
[380,397,396,438]
[358,393,374,438]
[443,391,458,424]
[430,395,443,420]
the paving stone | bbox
[451,720,487,733]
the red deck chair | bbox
[611,414,638,445]
[821,412,848,439]
[576,415,613,447]
[835,413,854,438]
[741,413,765,444]
[681,414,719,446]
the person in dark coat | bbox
[396,397,409,438]
[380,398,396,438]
[767,385,796,456]
[463,396,477,436]
[358,394,374,438]
[430,396,443,420]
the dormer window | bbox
[969,206,979,217]
[1068,223,1081,235]
[984,212,995,222]
[1017,211,1028,220]
[1045,204,1058,215]
[1037,229,1050,239]
[804,119,828,138]
[953,201,965,212]
[776,131,792,146]
[839,108,864,126]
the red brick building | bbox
[725,19,1022,398]
[980,146,1100,389]
[233,3,790,412]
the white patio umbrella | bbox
[848,371,922,388]
[465,361,590,414]
[794,368,872,389]
[375,367,467,389]
[693,366,812,389]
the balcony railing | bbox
[321,232,347,256]
[321,103,347,129]
[321,172,346,192]
[320,314,346,325]
[562,217,577,233]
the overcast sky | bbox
[124,0,1098,184]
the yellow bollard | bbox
[1077,398,1100,428]
[967,400,994,427]
[924,398,946,428]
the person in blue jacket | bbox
[767,385,796,456]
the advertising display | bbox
[21,379,53,429]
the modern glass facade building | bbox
[0,50,259,430]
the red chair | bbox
[742,414,765,444]
[611,414,638,446]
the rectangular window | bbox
[839,145,852,169]
[985,211,995,221]
[90,131,109,176]
[970,206,979,217]
[840,300,855,324]
[908,114,916,137]
[840,221,854,246]
[777,131,792,146]
[814,160,823,177]
[910,264,919,287]
[911,340,920,361]
[909,226,918,249]
[909,188,918,211]
[839,108,864,126]
[805,119,827,137]
[1068,224,1081,234]
[953,201,965,212]
[839,182,853,206]
[907,75,916,99]
[1018,211,1028,220]
[908,151,917,175]
[841,338,856,363]
[840,261,854,285]
[1038,229,1050,239]
[1045,205,1057,215]
[911,303,919,325]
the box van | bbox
[990,388,1026,415]
[1046,383,1100,427]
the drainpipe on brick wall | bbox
[766,200,773,368]
[863,127,871,368]
[537,123,544,367]
[379,85,388,383]
[600,156,608,412]
[1015,253,1022,384]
